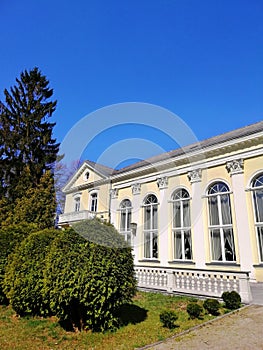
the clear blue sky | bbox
[1,0,262,168]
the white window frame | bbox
[143,194,158,259]
[90,192,98,212]
[74,197,80,212]
[119,199,132,245]
[171,189,192,261]
[251,173,263,262]
[207,182,236,262]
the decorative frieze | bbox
[157,176,168,189]
[131,183,141,195]
[110,188,118,199]
[226,159,244,176]
[187,169,202,183]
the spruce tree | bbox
[0,67,59,198]
[0,67,59,226]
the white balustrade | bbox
[134,266,252,303]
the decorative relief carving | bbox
[110,188,118,199]
[187,169,202,183]
[157,176,168,189]
[226,159,244,175]
[131,183,141,195]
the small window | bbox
[90,193,97,212]
[74,197,80,212]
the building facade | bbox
[59,121,263,302]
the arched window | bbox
[171,189,192,260]
[119,199,132,244]
[143,194,158,259]
[207,182,236,262]
[90,193,98,212]
[251,173,263,262]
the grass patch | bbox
[0,292,225,350]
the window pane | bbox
[127,210,131,230]
[254,190,263,223]
[144,207,151,230]
[209,196,219,225]
[152,205,158,229]
[224,228,236,261]
[174,231,182,259]
[153,232,158,258]
[253,175,263,187]
[221,194,232,225]
[183,201,190,227]
[257,227,263,262]
[173,202,181,228]
[144,232,151,258]
[184,231,192,259]
[211,229,222,261]
[120,212,126,231]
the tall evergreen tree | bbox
[0,68,59,227]
[0,67,59,202]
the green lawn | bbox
[0,292,221,350]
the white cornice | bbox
[111,145,263,189]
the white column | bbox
[226,159,255,280]
[188,169,206,269]
[109,188,118,227]
[157,176,169,266]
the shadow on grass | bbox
[59,304,148,332]
[116,303,148,326]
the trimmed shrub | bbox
[159,310,178,329]
[221,291,241,310]
[3,229,59,315]
[0,223,38,304]
[187,302,203,319]
[43,220,137,332]
[203,298,220,315]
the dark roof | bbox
[113,120,263,175]
[85,120,263,176]
[84,160,115,176]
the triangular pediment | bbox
[63,160,114,192]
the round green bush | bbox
[43,220,137,332]
[203,298,220,315]
[221,291,241,310]
[160,310,178,329]
[0,223,38,304]
[3,229,59,315]
[187,302,203,319]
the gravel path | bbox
[141,305,263,350]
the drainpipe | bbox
[108,180,112,224]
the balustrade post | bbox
[239,274,252,304]
[166,270,174,294]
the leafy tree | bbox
[0,67,59,219]
[3,229,59,315]
[54,156,81,214]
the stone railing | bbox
[134,265,252,304]
[58,210,100,224]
